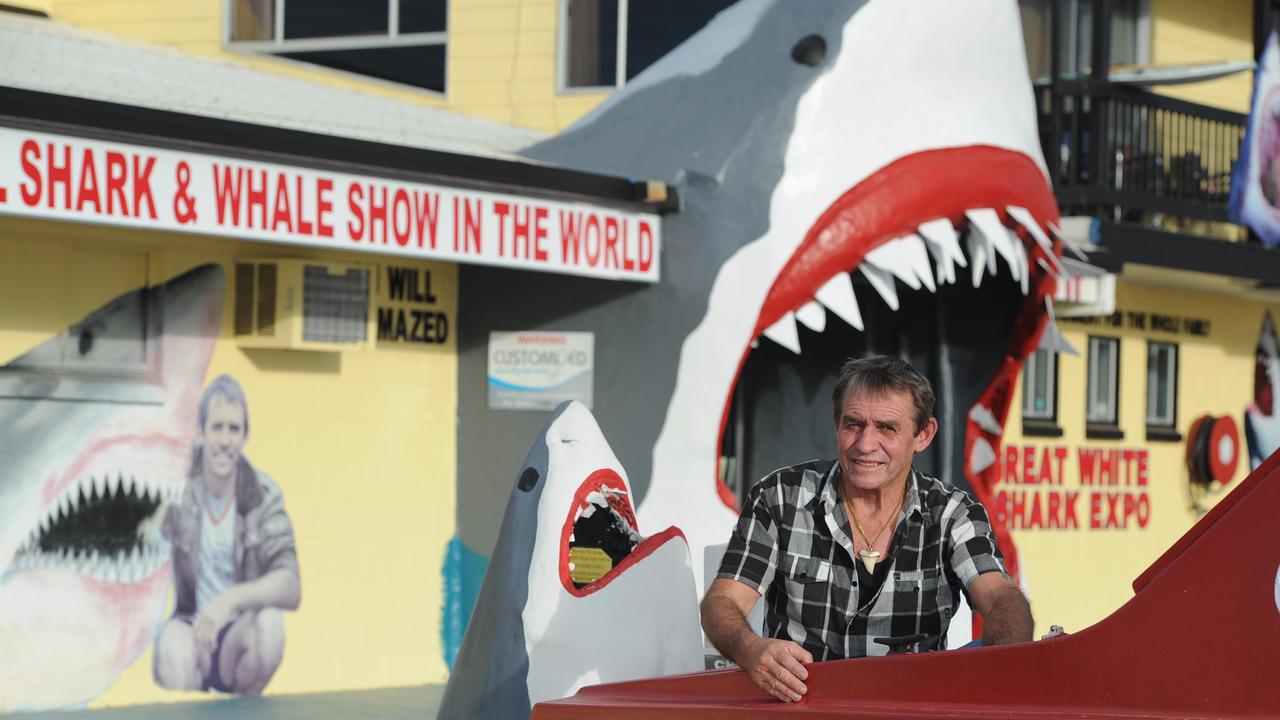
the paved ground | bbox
[6,686,446,720]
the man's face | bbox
[835,388,937,494]
[201,394,247,486]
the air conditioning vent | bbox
[234,263,254,336]
[233,259,374,351]
[302,265,369,343]
[257,263,277,335]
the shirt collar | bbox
[811,462,924,522]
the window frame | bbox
[1145,340,1181,440]
[1021,347,1063,437]
[557,0,629,93]
[1085,334,1123,438]
[223,0,449,95]
[1020,0,1152,82]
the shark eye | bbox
[77,328,94,355]
[791,34,826,67]
[517,467,540,492]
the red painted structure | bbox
[534,450,1280,719]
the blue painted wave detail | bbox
[441,535,490,669]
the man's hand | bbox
[193,591,237,656]
[701,578,814,703]
[739,637,813,702]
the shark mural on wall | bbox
[455,0,1067,652]
[0,265,223,712]
[439,401,702,720]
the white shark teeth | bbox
[94,473,107,498]
[815,273,864,331]
[1048,221,1090,261]
[1040,297,1081,356]
[969,404,1004,435]
[795,301,826,333]
[966,209,1019,282]
[970,437,997,474]
[966,230,991,288]
[863,235,935,293]
[1006,206,1052,256]
[108,472,121,496]
[762,311,802,354]
[859,263,900,310]
[1012,237,1030,295]
[918,218,967,285]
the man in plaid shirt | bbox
[702,357,1032,703]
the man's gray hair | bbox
[830,356,935,433]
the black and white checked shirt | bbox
[717,460,1008,660]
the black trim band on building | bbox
[1098,221,1280,284]
[0,85,679,213]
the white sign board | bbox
[0,126,660,282]
[488,331,594,410]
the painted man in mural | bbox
[702,357,1032,703]
[153,374,300,695]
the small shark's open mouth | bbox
[559,469,687,596]
[714,146,1061,515]
[10,470,176,583]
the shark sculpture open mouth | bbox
[561,468,689,596]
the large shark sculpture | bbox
[438,401,702,720]
[0,265,223,712]
[512,0,1065,593]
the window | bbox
[1023,349,1057,420]
[1086,336,1121,435]
[559,0,739,89]
[1021,348,1062,436]
[1019,0,1151,81]
[1146,341,1179,438]
[228,0,447,92]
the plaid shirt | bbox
[717,460,1008,660]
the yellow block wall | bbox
[1150,0,1253,112]
[44,0,608,132]
[0,216,457,707]
[1000,279,1275,636]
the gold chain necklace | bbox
[843,486,905,574]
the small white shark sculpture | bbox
[438,401,702,719]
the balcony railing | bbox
[1038,80,1247,223]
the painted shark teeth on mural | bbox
[759,208,1063,353]
[12,467,178,584]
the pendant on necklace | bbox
[858,548,881,573]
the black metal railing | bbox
[1039,80,1247,223]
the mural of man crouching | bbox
[153,374,300,694]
